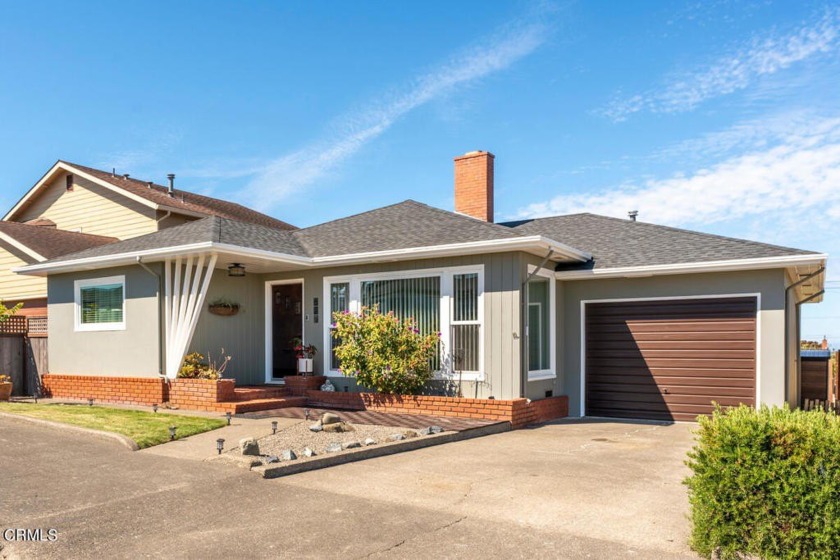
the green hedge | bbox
[685,405,840,559]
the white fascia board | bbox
[555,253,828,280]
[0,232,46,262]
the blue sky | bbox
[1,1,839,342]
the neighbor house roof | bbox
[3,161,296,231]
[0,221,117,262]
[501,213,821,272]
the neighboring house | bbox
[0,160,295,315]
[15,151,827,421]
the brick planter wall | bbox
[169,378,236,412]
[305,390,568,428]
[41,374,168,406]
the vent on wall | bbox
[65,174,74,191]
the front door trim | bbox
[264,278,305,384]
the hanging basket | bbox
[208,304,240,317]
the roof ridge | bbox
[510,212,819,255]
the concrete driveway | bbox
[0,415,698,559]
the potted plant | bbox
[284,339,326,396]
[208,298,240,317]
[292,338,316,376]
[0,374,12,401]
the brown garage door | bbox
[585,297,757,422]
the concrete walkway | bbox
[140,416,301,461]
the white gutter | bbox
[14,236,590,276]
[554,253,828,280]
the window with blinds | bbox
[75,276,126,331]
[451,273,480,372]
[329,282,349,369]
[360,276,440,335]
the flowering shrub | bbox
[331,306,439,395]
[177,349,231,380]
[0,374,10,384]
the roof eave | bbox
[554,253,828,280]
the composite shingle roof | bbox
[0,221,117,262]
[500,213,818,270]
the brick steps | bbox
[230,386,289,401]
[220,396,307,414]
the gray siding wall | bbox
[559,269,789,417]
[189,253,526,398]
[48,265,161,377]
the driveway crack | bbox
[359,516,467,558]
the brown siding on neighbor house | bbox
[16,171,158,239]
[801,358,830,402]
[584,296,757,422]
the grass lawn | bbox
[0,402,226,448]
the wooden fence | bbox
[0,316,47,396]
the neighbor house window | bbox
[527,272,555,380]
[74,276,126,331]
[323,266,484,380]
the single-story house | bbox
[15,151,827,421]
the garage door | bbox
[585,296,757,422]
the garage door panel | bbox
[586,339,755,351]
[585,297,757,421]
[587,381,755,396]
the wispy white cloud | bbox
[98,130,183,176]
[599,9,840,121]
[241,19,550,210]
[515,113,840,228]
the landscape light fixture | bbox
[271,421,278,434]
[216,438,225,455]
[88,398,94,407]
[304,408,310,421]
[169,426,177,441]
[152,403,158,413]
[227,263,246,278]
[226,411,232,425]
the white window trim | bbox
[323,265,485,382]
[264,278,305,385]
[527,266,556,381]
[578,293,762,418]
[74,275,126,332]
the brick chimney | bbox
[454,150,494,222]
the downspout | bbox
[519,249,554,398]
[137,256,165,377]
[784,266,825,405]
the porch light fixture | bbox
[271,421,278,434]
[216,438,225,455]
[226,411,232,425]
[227,263,246,277]
[169,426,177,441]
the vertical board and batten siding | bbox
[189,253,526,398]
[584,297,757,422]
[561,269,789,417]
[189,272,266,385]
[15,172,158,239]
[0,243,46,301]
